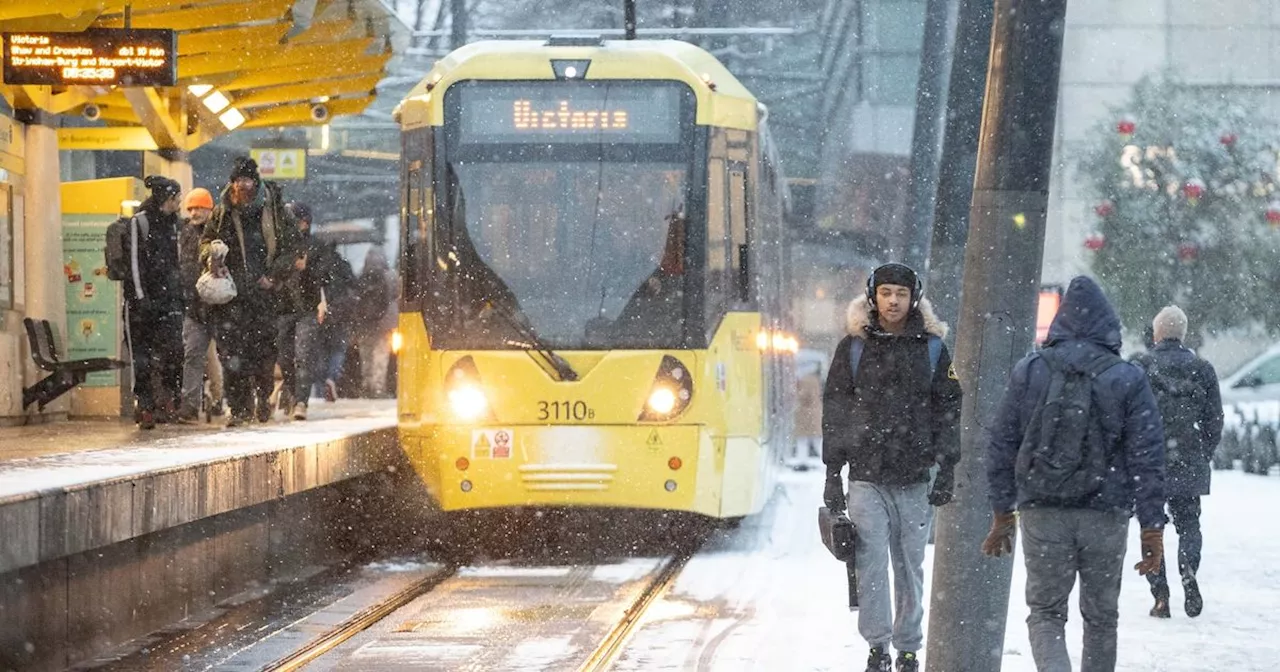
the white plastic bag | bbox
[197,269,237,305]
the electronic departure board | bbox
[454,81,687,144]
[2,29,176,87]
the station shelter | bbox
[0,0,397,423]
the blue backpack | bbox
[848,335,944,382]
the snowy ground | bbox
[615,465,1280,671]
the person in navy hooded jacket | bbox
[982,276,1167,672]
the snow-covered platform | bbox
[0,400,397,576]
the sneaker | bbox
[324,379,337,403]
[896,652,919,672]
[292,402,307,421]
[1150,597,1171,618]
[1184,575,1203,617]
[138,410,156,430]
[866,647,892,672]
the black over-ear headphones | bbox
[865,262,923,309]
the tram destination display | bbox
[456,81,685,144]
[2,29,176,87]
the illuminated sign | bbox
[2,29,176,87]
[1036,286,1063,344]
[454,81,686,144]
[513,100,629,131]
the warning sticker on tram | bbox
[472,429,514,459]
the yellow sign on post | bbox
[58,127,159,151]
[250,148,306,180]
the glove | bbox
[823,466,845,512]
[1134,528,1164,576]
[928,465,955,507]
[981,511,1017,557]
[209,239,230,260]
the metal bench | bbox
[22,317,127,411]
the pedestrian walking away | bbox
[983,275,1168,672]
[821,262,962,672]
[1130,305,1223,619]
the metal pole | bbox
[624,0,637,40]
[923,0,995,337]
[925,0,1068,670]
[901,0,958,271]
[450,0,468,49]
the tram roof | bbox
[0,0,399,150]
[396,39,759,132]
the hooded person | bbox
[199,156,302,426]
[982,276,1167,671]
[820,262,962,672]
[125,175,185,429]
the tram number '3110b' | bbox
[537,400,595,421]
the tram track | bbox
[577,550,694,672]
[260,565,460,672]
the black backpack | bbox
[1136,355,1206,464]
[104,212,149,282]
[1016,347,1124,501]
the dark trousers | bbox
[1021,507,1129,672]
[212,297,277,419]
[276,313,320,406]
[1147,496,1202,596]
[126,303,183,413]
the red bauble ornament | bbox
[1220,132,1238,146]
[1177,242,1199,263]
[1266,201,1280,225]
[1084,233,1106,251]
[1116,117,1136,136]
[1094,200,1115,217]
[1182,179,1205,202]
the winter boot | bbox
[292,402,308,421]
[1150,582,1171,618]
[865,647,892,672]
[1183,574,1203,618]
[138,410,157,430]
[324,379,338,403]
[896,651,919,672]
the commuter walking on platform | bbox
[201,157,301,427]
[793,360,823,469]
[983,276,1167,672]
[352,246,397,398]
[1130,305,1222,619]
[822,263,962,672]
[124,175,185,429]
[176,187,223,423]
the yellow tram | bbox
[393,37,793,519]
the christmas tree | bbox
[1079,75,1280,336]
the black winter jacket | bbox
[1131,339,1223,498]
[126,198,182,313]
[821,297,962,485]
[199,180,301,309]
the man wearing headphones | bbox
[821,262,962,672]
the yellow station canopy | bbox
[0,0,397,150]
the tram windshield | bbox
[439,80,697,350]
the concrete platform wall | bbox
[0,427,425,672]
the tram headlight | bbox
[448,384,488,421]
[639,355,694,421]
[445,356,491,422]
[390,329,404,354]
[647,387,677,415]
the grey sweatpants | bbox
[180,316,222,414]
[1021,508,1129,672]
[847,480,932,653]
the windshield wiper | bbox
[489,307,579,382]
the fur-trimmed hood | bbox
[846,296,949,339]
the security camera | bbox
[82,104,101,121]
[310,104,330,123]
